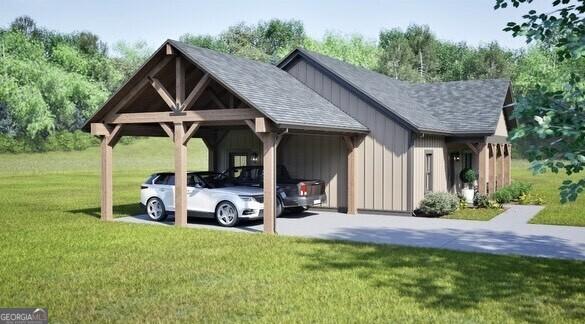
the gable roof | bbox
[279,48,512,136]
[84,40,368,133]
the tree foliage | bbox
[496,0,585,202]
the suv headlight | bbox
[239,196,255,202]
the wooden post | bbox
[344,136,359,214]
[100,137,113,221]
[175,57,185,110]
[488,144,496,195]
[478,143,487,195]
[507,144,512,185]
[174,122,188,227]
[497,144,504,190]
[262,133,277,234]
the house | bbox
[83,40,513,233]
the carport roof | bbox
[83,40,369,134]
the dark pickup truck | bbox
[218,165,326,212]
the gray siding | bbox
[215,129,262,171]
[413,135,449,207]
[285,58,410,212]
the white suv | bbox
[140,172,282,227]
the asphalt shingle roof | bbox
[293,49,511,135]
[170,40,368,132]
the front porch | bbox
[446,136,512,196]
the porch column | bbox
[174,122,188,227]
[503,144,512,185]
[497,144,504,190]
[478,143,488,195]
[93,123,123,221]
[262,133,277,234]
[344,135,361,214]
[488,143,496,195]
[100,137,113,221]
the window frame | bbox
[424,150,434,193]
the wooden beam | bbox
[104,56,173,121]
[182,73,210,111]
[497,144,504,191]
[208,88,227,109]
[159,122,174,138]
[229,93,234,109]
[176,57,185,110]
[149,77,176,110]
[106,125,123,147]
[109,108,262,124]
[174,122,188,227]
[488,144,496,195]
[100,137,113,221]
[478,143,488,195]
[261,133,277,234]
[465,142,479,154]
[91,123,111,136]
[344,136,359,214]
[166,44,173,55]
[183,122,200,145]
[255,117,270,133]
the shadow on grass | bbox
[299,228,585,323]
[68,203,142,219]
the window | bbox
[425,152,433,193]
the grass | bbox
[512,160,585,226]
[443,207,504,221]
[1,138,584,322]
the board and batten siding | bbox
[494,111,509,137]
[215,129,263,171]
[284,57,410,212]
[412,135,449,208]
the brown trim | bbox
[357,209,414,217]
[406,132,414,211]
[424,149,434,193]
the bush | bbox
[493,188,514,204]
[459,168,476,184]
[491,181,533,204]
[0,131,99,153]
[519,193,545,205]
[474,193,500,209]
[419,192,459,216]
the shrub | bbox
[419,192,459,216]
[519,193,545,205]
[459,168,476,185]
[491,181,534,204]
[493,188,514,204]
[457,193,467,209]
[474,193,500,209]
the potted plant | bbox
[459,168,476,204]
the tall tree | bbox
[404,25,435,81]
[496,0,585,202]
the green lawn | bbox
[1,139,584,322]
[443,207,504,221]
[512,160,585,226]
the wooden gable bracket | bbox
[159,122,174,138]
[149,76,176,111]
[208,88,227,109]
[465,142,480,155]
[181,73,211,112]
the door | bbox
[163,174,175,210]
[186,174,211,213]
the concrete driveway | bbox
[117,205,585,261]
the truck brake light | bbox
[299,182,307,196]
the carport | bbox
[83,40,368,234]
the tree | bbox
[404,25,436,81]
[495,0,585,202]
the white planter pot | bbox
[462,188,474,204]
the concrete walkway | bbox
[116,205,585,261]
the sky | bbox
[0,0,553,52]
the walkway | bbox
[117,205,585,261]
